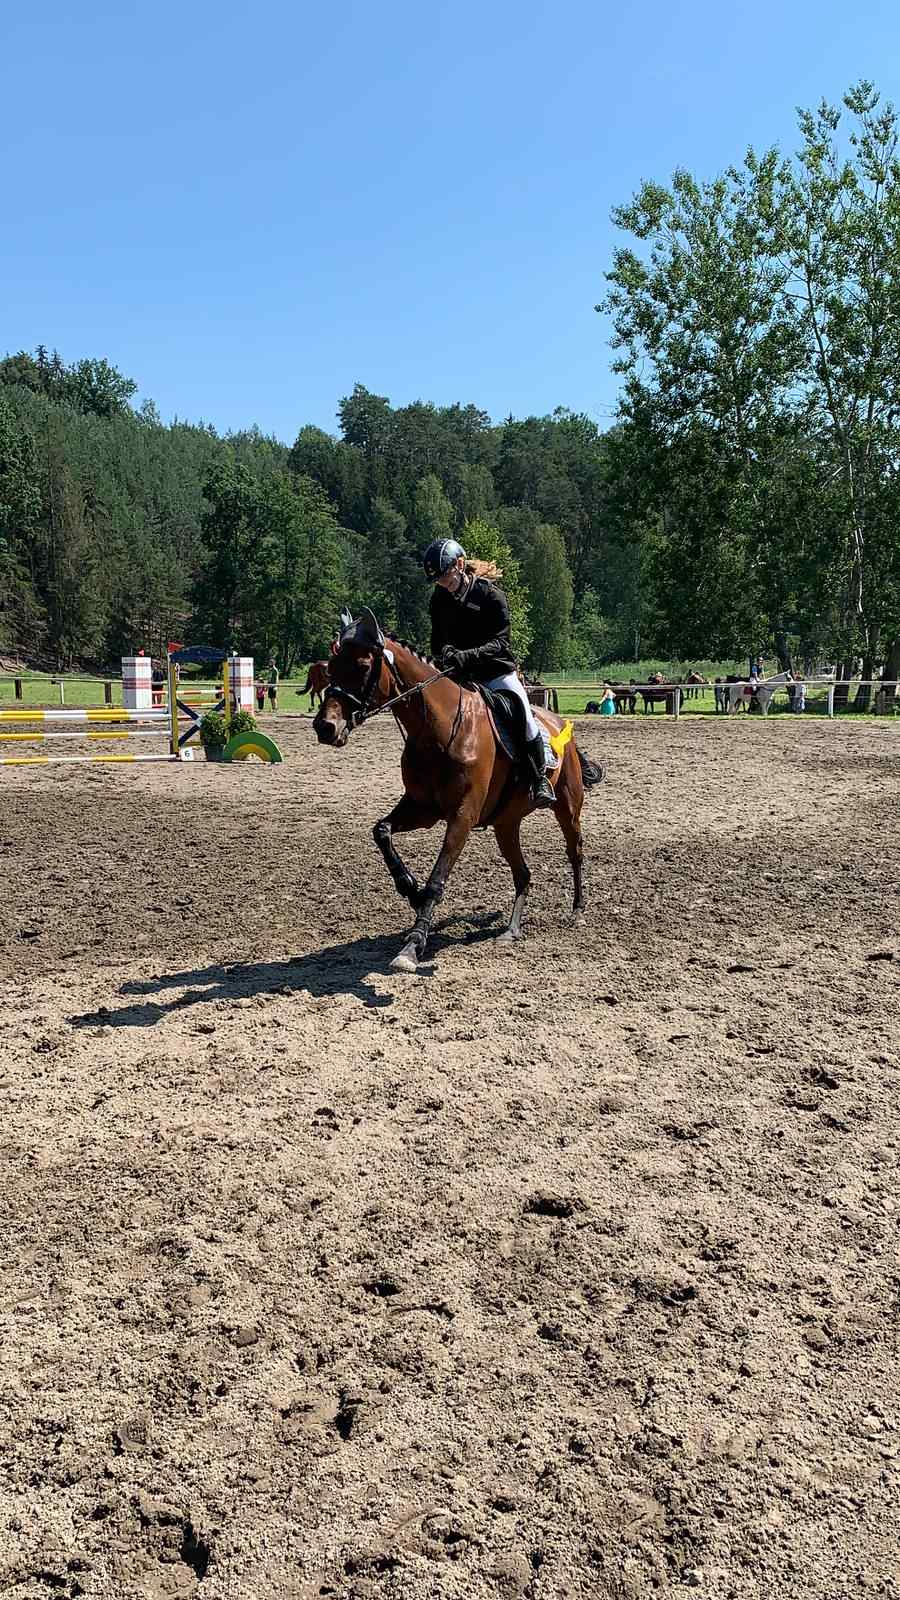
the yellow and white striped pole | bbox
[0,754,178,766]
[0,708,168,722]
[0,729,167,741]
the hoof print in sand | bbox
[524,1192,585,1219]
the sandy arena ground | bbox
[0,712,898,1600]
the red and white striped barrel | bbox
[231,657,255,713]
[122,656,153,710]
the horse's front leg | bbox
[373,794,439,910]
[391,804,479,973]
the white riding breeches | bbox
[484,672,541,741]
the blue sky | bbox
[3,0,896,441]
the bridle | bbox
[324,642,456,732]
[324,646,387,729]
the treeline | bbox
[0,351,637,673]
[2,82,898,683]
[0,348,288,667]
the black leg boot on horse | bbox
[524,732,557,809]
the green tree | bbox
[412,472,454,546]
[283,475,347,668]
[0,395,42,649]
[0,394,40,540]
[0,346,67,399]
[569,588,615,669]
[521,523,573,672]
[194,462,347,671]
[360,496,425,640]
[63,357,138,419]
[600,80,900,676]
[338,383,393,459]
[193,458,270,647]
[462,517,532,662]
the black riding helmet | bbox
[423,538,465,581]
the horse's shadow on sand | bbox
[69,913,504,1031]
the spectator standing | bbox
[267,661,279,712]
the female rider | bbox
[423,537,556,808]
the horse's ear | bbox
[357,607,384,647]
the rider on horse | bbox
[423,537,556,808]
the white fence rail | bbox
[571,678,899,719]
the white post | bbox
[826,684,835,719]
[122,656,153,711]
[231,656,255,713]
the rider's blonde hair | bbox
[464,558,502,580]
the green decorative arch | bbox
[223,731,284,764]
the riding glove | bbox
[441,646,471,673]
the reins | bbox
[367,657,466,757]
[326,645,466,755]
[357,660,456,724]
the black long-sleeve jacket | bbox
[429,576,517,683]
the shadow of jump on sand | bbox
[69,913,504,1030]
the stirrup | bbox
[532,777,556,809]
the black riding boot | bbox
[525,733,556,808]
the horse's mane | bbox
[465,558,502,579]
[385,634,438,667]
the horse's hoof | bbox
[496,927,523,945]
[391,947,419,973]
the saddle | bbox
[476,684,526,765]
[476,685,573,770]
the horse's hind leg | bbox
[373,794,438,909]
[554,778,586,917]
[493,814,531,943]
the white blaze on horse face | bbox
[317,693,349,746]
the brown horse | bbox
[302,660,329,708]
[640,675,681,714]
[313,608,604,972]
[613,682,638,714]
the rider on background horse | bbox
[423,537,556,808]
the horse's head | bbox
[313,607,391,747]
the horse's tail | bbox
[302,668,313,693]
[577,747,606,791]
